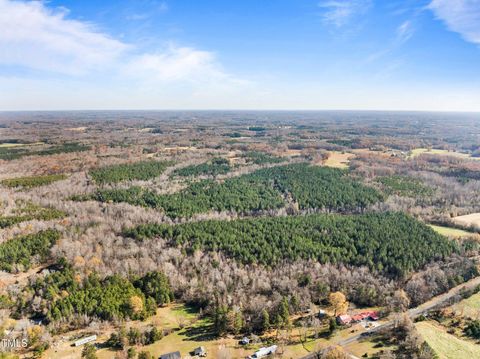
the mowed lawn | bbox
[428,225,477,238]
[416,321,480,359]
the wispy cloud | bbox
[396,20,415,44]
[318,0,372,27]
[428,0,480,45]
[126,1,168,21]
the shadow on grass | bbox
[181,323,217,342]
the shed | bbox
[336,314,352,325]
[159,351,181,359]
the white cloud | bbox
[127,46,225,82]
[0,0,251,109]
[429,0,480,45]
[318,0,372,27]
[0,0,237,85]
[0,0,128,75]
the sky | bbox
[1,0,480,111]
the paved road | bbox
[300,275,480,359]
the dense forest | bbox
[0,204,65,229]
[1,174,67,188]
[125,212,456,277]
[0,229,60,272]
[0,142,90,161]
[375,175,434,197]
[83,163,383,218]
[243,151,284,164]
[173,157,231,177]
[90,160,172,184]
[15,260,173,323]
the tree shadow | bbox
[181,323,216,342]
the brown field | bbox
[453,213,480,228]
[323,151,354,169]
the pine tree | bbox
[233,310,243,335]
[280,297,290,328]
[261,309,270,333]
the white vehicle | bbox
[248,345,277,358]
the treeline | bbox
[243,151,284,164]
[0,205,65,229]
[0,143,90,161]
[81,163,382,218]
[88,176,284,218]
[16,260,173,323]
[90,160,172,184]
[173,157,231,177]
[254,164,384,211]
[125,212,456,277]
[375,175,434,197]
[0,229,60,272]
[1,174,67,189]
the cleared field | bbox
[323,151,354,169]
[416,321,480,358]
[454,213,480,228]
[0,142,43,148]
[344,339,385,358]
[452,292,480,319]
[94,304,328,359]
[429,225,476,238]
[408,148,479,160]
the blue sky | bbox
[1,0,479,111]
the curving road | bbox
[301,275,480,359]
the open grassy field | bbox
[408,148,479,160]
[0,142,43,148]
[323,151,354,169]
[416,321,480,358]
[452,292,480,319]
[454,213,480,228]
[429,224,476,238]
[344,339,384,358]
[50,303,338,359]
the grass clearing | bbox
[408,148,479,160]
[429,225,477,238]
[416,321,480,358]
[0,141,44,148]
[323,151,354,169]
[452,292,480,319]
[454,213,480,228]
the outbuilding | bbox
[159,351,181,359]
[336,314,352,325]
